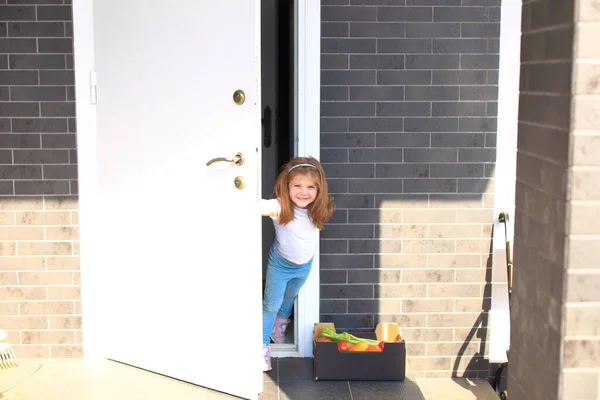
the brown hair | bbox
[274,157,334,230]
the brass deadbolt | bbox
[234,176,245,190]
[233,90,245,105]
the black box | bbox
[313,322,406,381]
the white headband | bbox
[288,163,318,173]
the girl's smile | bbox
[288,175,318,208]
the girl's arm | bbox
[258,199,280,218]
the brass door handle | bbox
[206,152,244,167]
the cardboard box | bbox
[313,322,406,381]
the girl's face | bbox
[288,173,318,209]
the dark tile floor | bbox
[257,358,426,400]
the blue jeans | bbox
[262,244,313,345]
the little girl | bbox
[259,157,334,372]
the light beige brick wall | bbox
[1,197,82,358]
[510,0,600,397]
[509,0,572,395]
[378,197,495,379]
[561,0,600,396]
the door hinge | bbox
[90,70,97,104]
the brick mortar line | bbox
[516,149,570,166]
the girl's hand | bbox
[258,199,280,218]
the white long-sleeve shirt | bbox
[259,198,318,265]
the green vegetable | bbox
[321,326,381,346]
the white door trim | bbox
[295,0,321,358]
[489,0,521,363]
[72,0,103,359]
[73,0,321,359]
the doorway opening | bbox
[261,0,297,352]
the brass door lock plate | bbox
[234,176,245,189]
[233,90,245,105]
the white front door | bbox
[74,1,263,398]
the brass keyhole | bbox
[233,90,245,105]
[234,176,245,190]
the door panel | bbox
[91,1,262,398]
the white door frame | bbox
[293,0,320,359]
[73,0,321,359]
[72,0,103,358]
[489,0,521,364]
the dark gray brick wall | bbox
[0,1,77,195]
[320,0,500,378]
[0,0,81,359]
